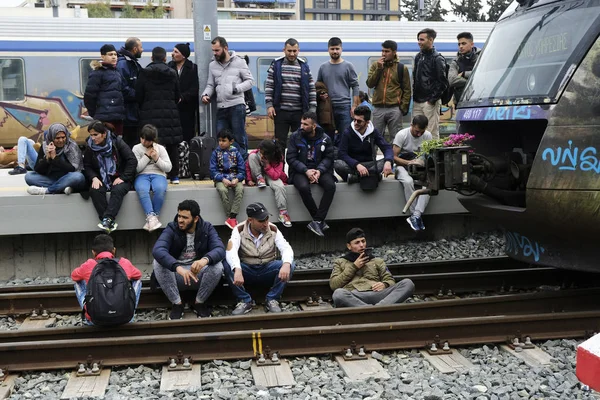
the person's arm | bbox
[202,65,215,98]
[285,135,308,175]
[117,139,138,182]
[152,227,180,272]
[338,132,359,169]
[119,257,143,281]
[316,135,334,174]
[235,151,246,182]
[378,260,396,288]
[117,59,136,102]
[264,63,275,109]
[83,70,100,117]
[82,147,100,183]
[448,60,466,89]
[365,62,382,89]
[347,64,360,107]
[209,150,224,182]
[376,131,394,163]
[225,228,242,271]
[430,55,448,103]
[33,146,50,174]
[236,60,254,93]
[133,145,150,174]
[274,227,293,265]
[393,144,411,167]
[263,160,286,182]
[329,258,358,290]
[155,144,172,174]
[71,259,94,282]
[203,223,226,264]
[400,66,412,115]
[135,70,146,105]
[50,153,77,173]
[181,63,200,104]
[307,68,317,112]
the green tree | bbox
[485,0,511,21]
[139,1,155,18]
[400,0,448,21]
[449,0,486,21]
[86,1,113,18]
[154,0,166,18]
[120,1,138,18]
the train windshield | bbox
[461,0,600,107]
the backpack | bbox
[83,257,136,326]
[439,55,454,106]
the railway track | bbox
[3,256,599,316]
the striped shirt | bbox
[265,58,317,111]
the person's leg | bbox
[273,111,291,149]
[230,104,248,160]
[412,102,425,119]
[395,166,416,214]
[152,259,182,304]
[423,100,441,140]
[128,279,143,322]
[195,261,224,304]
[375,279,416,306]
[288,110,303,134]
[149,175,168,216]
[104,181,131,220]
[332,288,369,307]
[247,151,263,181]
[387,107,403,139]
[223,260,253,303]
[164,144,180,180]
[231,182,244,216]
[216,107,231,134]
[266,177,288,212]
[293,173,318,219]
[334,159,351,182]
[414,193,431,218]
[46,172,86,194]
[332,104,352,136]
[89,185,109,220]
[314,173,336,222]
[74,281,87,309]
[260,260,295,301]
[24,139,38,168]
[371,107,387,140]
[24,172,55,188]
[215,181,232,216]
[134,174,154,215]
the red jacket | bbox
[245,149,288,184]
[71,252,142,283]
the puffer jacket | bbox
[83,61,126,122]
[116,48,142,125]
[209,146,245,182]
[136,62,183,145]
[286,126,334,184]
[329,254,395,292]
[366,57,412,115]
[202,51,254,109]
[413,47,448,104]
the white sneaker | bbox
[147,214,162,232]
[143,215,151,232]
[27,186,48,196]
[63,186,72,195]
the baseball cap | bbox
[246,202,271,220]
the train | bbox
[0,17,494,147]
[417,0,600,271]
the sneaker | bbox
[231,301,253,316]
[98,218,111,233]
[8,166,27,175]
[406,216,421,232]
[307,221,325,237]
[193,302,211,318]
[320,221,329,231]
[265,299,282,313]
[168,303,184,320]
[170,177,180,184]
[63,186,72,195]
[108,219,118,233]
[225,218,238,229]
[27,186,48,196]
[147,214,162,232]
[257,177,267,188]
[278,211,292,228]
[417,216,426,231]
[143,216,151,232]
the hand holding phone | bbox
[363,247,374,259]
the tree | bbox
[449,0,486,21]
[154,0,166,18]
[400,0,448,21]
[485,0,511,21]
[86,1,113,18]
[139,1,155,18]
[120,1,138,18]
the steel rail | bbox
[3,288,599,344]
[1,267,598,316]
[2,310,598,371]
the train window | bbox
[0,58,25,101]
[79,58,96,94]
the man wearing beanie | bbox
[202,36,254,160]
[84,44,126,135]
[169,43,199,143]
[329,228,414,307]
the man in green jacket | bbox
[329,228,415,307]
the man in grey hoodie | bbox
[202,36,255,160]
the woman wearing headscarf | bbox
[168,42,199,143]
[25,123,86,196]
[83,120,137,233]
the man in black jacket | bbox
[168,43,199,143]
[117,37,144,148]
[152,200,225,320]
[136,46,183,184]
[286,111,336,237]
[412,28,448,140]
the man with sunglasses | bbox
[224,202,294,315]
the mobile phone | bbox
[363,247,374,258]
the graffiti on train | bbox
[458,105,548,122]
[504,231,545,262]
[541,140,600,173]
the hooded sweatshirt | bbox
[338,121,393,169]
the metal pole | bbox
[418,0,425,21]
[193,0,218,137]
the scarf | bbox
[43,123,83,171]
[87,133,116,188]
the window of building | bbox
[0,58,25,101]
[79,58,97,94]
[314,0,339,20]
[364,0,388,21]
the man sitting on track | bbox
[152,199,225,320]
[329,228,415,308]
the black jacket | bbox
[413,47,448,104]
[33,146,77,179]
[117,48,143,125]
[286,126,334,184]
[136,62,183,145]
[82,134,137,185]
[83,61,126,122]
[168,59,199,141]
[152,216,225,272]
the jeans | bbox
[292,172,336,222]
[217,104,248,160]
[223,260,295,303]
[17,137,37,167]
[134,174,168,215]
[332,104,352,136]
[89,181,132,220]
[332,279,415,308]
[25,171,86,194]
[74,279,142,325]
[334,159,385,182]
[274,109,302,150]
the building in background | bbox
[301,0,401,20]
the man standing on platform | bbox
[448,32,480,104]
[117,37,144,148]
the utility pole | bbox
[193,0,218,137]
[50,0,59,17]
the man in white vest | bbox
[224,202,294,315]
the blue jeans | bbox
[25,171,86,194]
[74,279,142,325]
[217,104,248,160]
[223,260,295,303]
[134,174,168,215]
[332,104,352,136]
[17,137,37,168]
